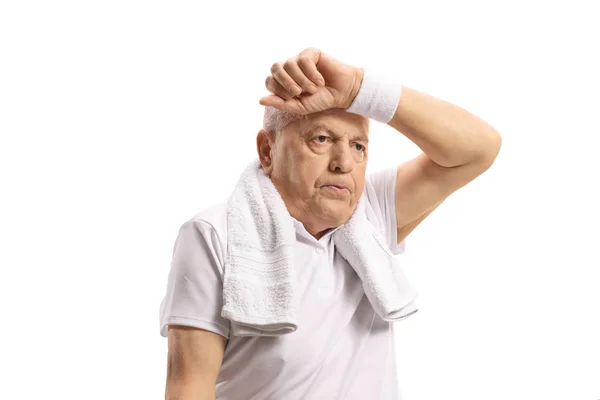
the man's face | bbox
[260,108,370,237]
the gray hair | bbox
[263,106,309,135]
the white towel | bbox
[221,159,419,337]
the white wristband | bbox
[345,67,403,124]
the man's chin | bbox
[313,202,353,224]
[318,197,352,211]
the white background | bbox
[1,1,598,399]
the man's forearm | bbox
[165,383,215,400]
[387,86,502,167]
[166,393,214,400]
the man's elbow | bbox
[476,129,502,168]
[489,129,502,157]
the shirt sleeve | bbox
[364,166,406,255]
[159,218,230,339]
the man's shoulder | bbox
[181,201,229,250]
[363,166,398,206]
[190,201,228,228]
[362,166,406,253]
[365,166,398,187]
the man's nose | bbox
[329,142,355,173]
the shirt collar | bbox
[290,217,344,243]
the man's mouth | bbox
[322,184,350,192]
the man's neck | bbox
[288,209,332,240]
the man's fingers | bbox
[265,76,295,100]
[259,94,285,107]
[270,62,303,97]
[259,95,307,115]
[297,56,325,87]
[261,48,326,114]
[284,58,319,94]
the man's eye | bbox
[354,143,365,151]
[315,136,328,143]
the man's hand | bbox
[259,47,363,115]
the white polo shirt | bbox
[159,166,413,399]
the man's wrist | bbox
[344,67,403,124]
[342,67,364,109]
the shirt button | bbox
[315,247,324,254]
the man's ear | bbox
[256,129,275,175]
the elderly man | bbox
[159,47,501,399]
